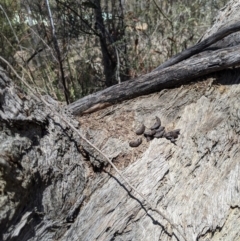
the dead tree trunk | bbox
[2,1,240,241]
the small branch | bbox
[152,0,172,25]
[26,48,44,63]
[114,45,121,84]
[26,27,58,63]
[55,0,100,36]
[45,0,69,104]
[153,21,240,71]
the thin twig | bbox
[152,0,172,25]
[45,0,69,104]
[28,27,58,62]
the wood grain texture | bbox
[63,77,240,241]
[2,65,240,241]
[2,1,240,241]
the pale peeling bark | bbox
[1,1,240,241]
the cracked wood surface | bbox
[64,73,240,241]
[1,64,240,241]
[2,1,240,240]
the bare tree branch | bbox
[153,21,240,71]
[45,0,69,104]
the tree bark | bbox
[2,1,240,241]
[2,62,240,241]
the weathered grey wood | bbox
[2,61,240,241]
[63,81,240,241]
[2,1,240,241]
[68,45,240,115]
[0,67,88,241]
[200,0,240,48]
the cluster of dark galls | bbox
[129,116,180,147]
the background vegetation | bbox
[0,0,228,103]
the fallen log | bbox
[3,2,240,241]
[67,44,240,115]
